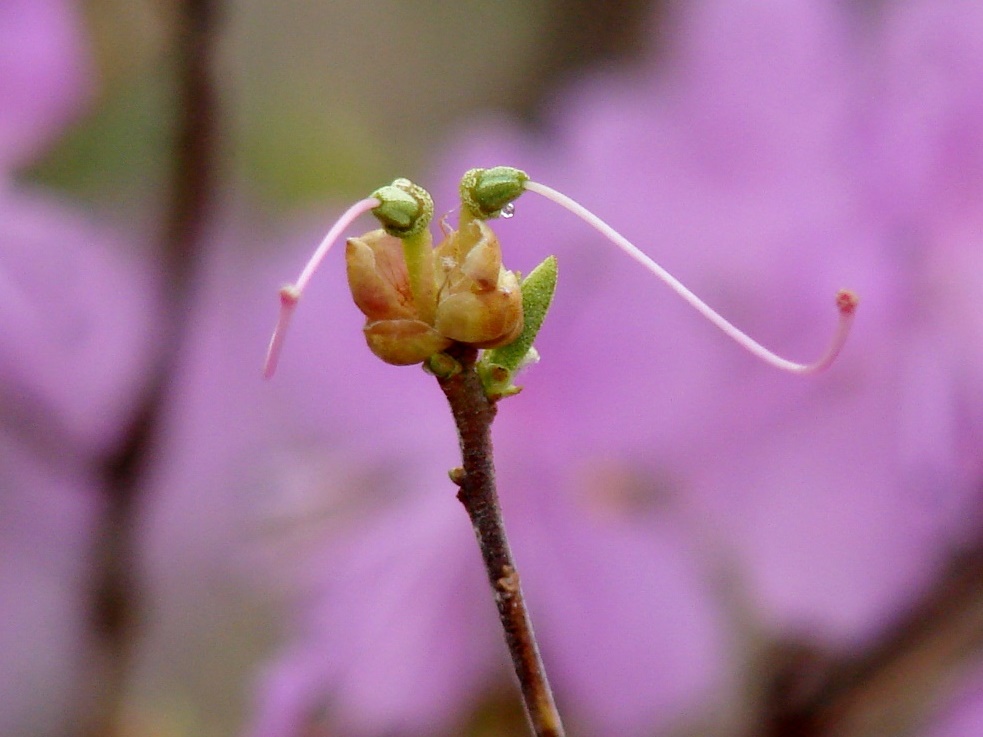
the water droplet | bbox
[500,203,516,219]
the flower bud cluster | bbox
[346,213,523,365]
[266,165,853,382]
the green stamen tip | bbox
[460,166,529,219]
[371,178,434,238]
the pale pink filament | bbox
[524,180,857,375]
[263,197,380,378]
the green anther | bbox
[371,178,434,238]
[460,166,530,220]
[479,255,558,399]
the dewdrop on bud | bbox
[460,166,529,220]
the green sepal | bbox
[479,255,557,399]
[477,361,523,400]
[460,166,529,220]
[371,178,434,238]
[423,352,462,379]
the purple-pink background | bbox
[2,1,983,736]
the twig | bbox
[436,345,566,737]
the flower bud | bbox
[345,230,418,320]
[460,167,529,220]
[264,175,538,376]
[363,318,453,366]
[345,217,523,365]
[433,219,523,347]
[370,178,434,238]
[346,229,452,364]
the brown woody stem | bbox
[436,346,566,737]
[81,1,220,735]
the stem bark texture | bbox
[437,346,565,737]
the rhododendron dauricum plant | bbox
[262,165,857,737]
[264,166,856,382]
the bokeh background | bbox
[4,1,983,736]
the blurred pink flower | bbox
[159,218,727,737]
[0,3,157,735]
[0,0,92,171]
[425,0,983,647]
[142,215,489,736]
[0,0,154,457]
[163,0,983,736]
[0,188,158,457]
[0,428,101,737]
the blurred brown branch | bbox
[82,1,221,735]
[756,540,983,737]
